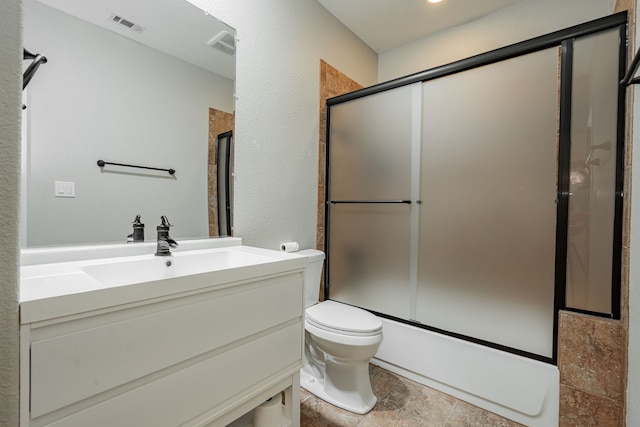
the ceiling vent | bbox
[207,31,236,55]
[109,13,146,33]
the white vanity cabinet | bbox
[20,247,305,427]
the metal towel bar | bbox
[329,200,411,204]
[97,160,176,175]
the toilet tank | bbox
[297,249,325,308]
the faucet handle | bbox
[160,215,172,227]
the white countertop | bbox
[20,241,307,324]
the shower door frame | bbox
[324,12,627,365]
[216,130,233,237]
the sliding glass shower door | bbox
[325,14,626,362]
[327,52,560,359]
[327,84,417,319]
[417,48,559,358]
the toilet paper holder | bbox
[280,241,299,253]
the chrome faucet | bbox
[155,216,178,256]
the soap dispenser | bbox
[127,215,145,243]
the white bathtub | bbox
[371,317,559,426]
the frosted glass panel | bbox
[417,48,559,358]
[329,85,414,200]
[566,29,619,314]
[329,204,411,319]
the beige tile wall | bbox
[559,312,627,426]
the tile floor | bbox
[300,364,525,427]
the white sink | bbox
[21,244,308,324]
[80,249,278,287]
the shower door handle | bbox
[329,200,412,204]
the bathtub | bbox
[371,317,559,426]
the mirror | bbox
[22,0,235,247]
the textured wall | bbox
[0,0,22,424]
[185,0,378,251]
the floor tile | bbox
[377,375,457,426]
[300,364,523,427]
[301,389,364,427]
[445,400,524,427]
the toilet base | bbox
[300,367,377,415]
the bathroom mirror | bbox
[22,0,235,247]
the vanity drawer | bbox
[45,323,302,427]
[30,274,303,418]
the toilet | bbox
[297,249,383,415]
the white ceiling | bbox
[37,0,236,79]
[40,0,523,78]
[318,0,523,53]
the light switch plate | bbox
[54,181,75,198]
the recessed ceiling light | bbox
[427,0,443,3]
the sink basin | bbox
[80,249,276,287]
[21,243,308,324]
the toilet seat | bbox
[305,300,382,337]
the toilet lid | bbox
[306,300,382,335]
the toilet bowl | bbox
[297,249,383,415]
